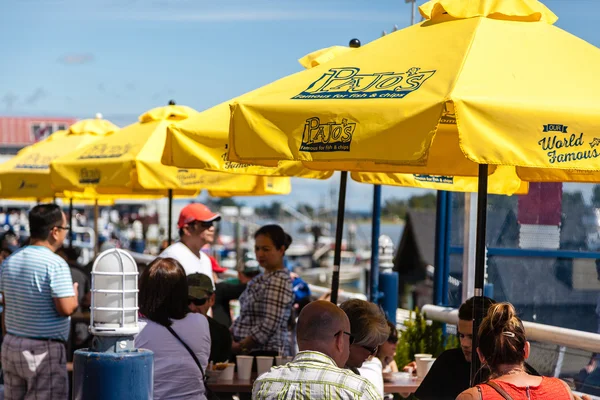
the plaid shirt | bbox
[252,351,380,400]
[231,269,293,354]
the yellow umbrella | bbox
[298,45,353,69]
[0,118,118,199]
[227,0,600,180]
[51,104,291,195]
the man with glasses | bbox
[187,273,231,363]
[159,203,221,286]
[340,299,390,398]
[0,204,78,400]
[252,300,379,399]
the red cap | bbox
[177,203,221,229]
[209,255,227,273]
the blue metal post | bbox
[369,184,382,303]
[73,347,154,400]
[433,191,447,305]
[442,192,452,306]
[379,271,399,325]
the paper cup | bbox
[220,363,235,381]
[236,355,254,380]
[414,353,432,361]
[416,357,436,379]
[256,356,274,376]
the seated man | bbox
[413,296,539,400]
[187,273,232,363]
[252,300,379,400]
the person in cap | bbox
[159,203,221,286]
[187,273,232,363]
[212,258,261,328]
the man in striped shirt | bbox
[252,300,379,399]
[0,204,78,400]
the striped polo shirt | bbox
[0,245,75,341]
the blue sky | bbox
[1,0,599,210]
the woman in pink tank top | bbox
[456,302,590,400]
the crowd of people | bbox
[0,202,596,399]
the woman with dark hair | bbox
[231,225,294,357]
[456,302,579,400]
[135,257,211,400]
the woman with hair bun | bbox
[457,302,590,400]
[231,224,294,357]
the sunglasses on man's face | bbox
[188,297,209,306]
[361,344,379,355]
[54,225,70,231]
[189,221,214,230]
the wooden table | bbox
[207,372,421,394]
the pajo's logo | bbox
[293,67,436,100]
[79,168,101,184]
[177,169,204,186]
[300,117,356,153]
[18,180,38,190]
[537,124,600,164]
[78,144,131,160]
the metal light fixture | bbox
[90,248,139,337]
[73,249,153,400]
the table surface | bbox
[207,372,421,394]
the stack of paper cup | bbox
[256,356,274,377]
[416,357,436,379]
[236,355,254,380]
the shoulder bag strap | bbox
[166,325,206,381]
[485,381,515,400]
[166,325,220,400]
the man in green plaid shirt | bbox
[252,300,380,399]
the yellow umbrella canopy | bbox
[162,102,331,179]
[298,45,528,195]
[352,166,528,195]
[208,176,291,197]
[0,118,118,199]
[51,105,291,196]
[228,0,600,182]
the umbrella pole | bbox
[69,198,74,249]
[167,189,173,245]
[330,171,348,305]
[470,164,489,386]
[94,199,99,256]
[369,184,382,303]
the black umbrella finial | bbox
[349,38,361,48]
[168,100,176,106]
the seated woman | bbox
[135,257,211,400]
[231,225,294,357]
[456,302,583,400]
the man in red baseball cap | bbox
[159,203,221,287]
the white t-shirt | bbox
[358,357,384,399]
[135,313,211,400]
[159,242,214,287]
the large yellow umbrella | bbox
[228,0,600,364]
[0,118,118,199]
